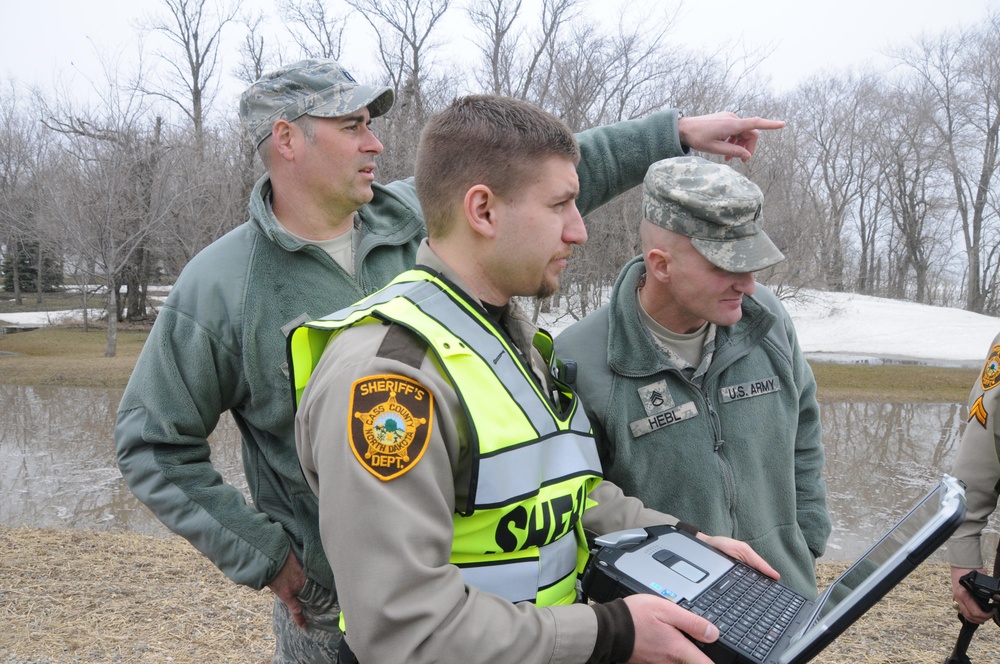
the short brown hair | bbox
[257,115,318,170]
[415,95,579,238]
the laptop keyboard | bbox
[678,565,806,662]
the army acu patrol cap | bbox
[642,156,785,273]
[239,59,395,147]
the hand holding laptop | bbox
[620,534,782,664]
[625,593,720,664]
[698,534,781,583]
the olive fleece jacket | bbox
[114,110,688,593]
[557,257,830,597]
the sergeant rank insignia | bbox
[349,374,433,481]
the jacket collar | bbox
[247,173,424,256]
[246,173,311,252]
[416,240,540,371]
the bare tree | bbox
[346,0,451,121]
[466,0,583,102]
[43,56,177,356]
[786,72,873,292]
[0,81,37,305]
[343,0,456,181]
[900,17,1000,313]
[872,84,954,304]
[234,10,277,86]
[279,0,349,59]
[466,0,522,95]
[544,18,671,130]
[141,0,240,155]
[152,123,251,278]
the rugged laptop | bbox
[581,475,967,663]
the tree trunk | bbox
[35,242,43,304]
[105,281,118,358]
[81,285,90,333]
[11,240,22,306]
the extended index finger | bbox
[740,117,786,131]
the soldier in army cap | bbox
[115,52,792,663]
[642,155,785,274]
[239,59,394,149]
[559,155,830,598]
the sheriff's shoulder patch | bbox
[349,374,433,481]
[981,344,1000,391]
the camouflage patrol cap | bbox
[239,59,394,147]
[642,156,785,273]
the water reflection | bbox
[1,386,997,566]
[819,401,999,562]
[0,384,248,535]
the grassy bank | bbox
[0,291,89,315]
[0,326,982,401]
[810,362,979,403]
[0,326,147,387]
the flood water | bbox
[1,384,997,563]
[0,385,247,537]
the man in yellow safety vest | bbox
[291,94,779,664]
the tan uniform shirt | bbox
[296,242,674,664]
[948,330,1000,569]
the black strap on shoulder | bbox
[376,322,427,369]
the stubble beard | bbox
[535,276,558,299]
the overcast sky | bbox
[4,0,998,111]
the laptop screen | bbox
[779,475,966,662]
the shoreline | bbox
[0,326,983,402]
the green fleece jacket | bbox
[556,257,830,597]
[114,110,687,593]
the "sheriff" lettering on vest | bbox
[494,485,587,553]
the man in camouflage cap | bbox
[240,59,394,148]
[115,52,791,662]
[641,155,785,273]
[559,155,830,598]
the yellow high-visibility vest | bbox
[288,269,602,606]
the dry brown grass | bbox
[2,526,1000,663]
[0,326,146,387]
[1,526,273,663]
[810,363,979,404]
[813,561,1000,663]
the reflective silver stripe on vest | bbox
[315,280,422,323]
[320,279,566,441]
[458,532,579,603]
[475,432,601,507]
[568,395,591,432]
[405,284,557,435]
